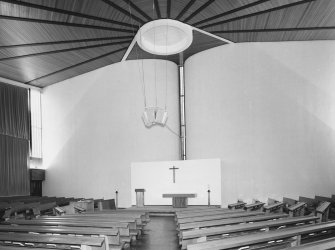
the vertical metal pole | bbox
[179,54,186,160]
[115,190,118,210]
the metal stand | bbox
[115,190,118,209]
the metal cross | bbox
[169,166,179,183]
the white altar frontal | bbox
[131,158,221,206]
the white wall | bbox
[42,60,180,207]
[185,41,335,206]
[131,159,221,205]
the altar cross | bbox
[169,166,179,183]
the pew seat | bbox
[282,237,335,250]
[176,209,246,220]
[187,221,335,250]
[5,219,130,237]
[288,202,307,217]
[179,213,289,231]
[0,232,106,250]
[227,201,246,210]
[180,216,319,249]
[243,201,265,212]
[264,201,285,213]
[0,224,120,245]
[177,211,264,224]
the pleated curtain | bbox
[0,82,30,196]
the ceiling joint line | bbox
[175,0,196,20]
[1,0,134,28]
[192,0,271,26]
[123,0,152,21]
[183,0,215,23]
[0,14,135,33]
[0,40,131,62]
[167,0,171,18]
[153,0,161,19]
[0,36,134,49]
[25,47,129,85]
[211,26,335,34]
[101,0,145,24]
[199,0,317,29]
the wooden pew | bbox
[315,195,335,219]
[180,215,319,249]
[283,197,298,207]
[176,209,246,220]
[243,200,265,212]
[227,200,246,210]
[0,224,121,247]
[84,209,150,223]
[32,201,57,217]
[288,202,307,217]
[0,232,106,250]
[299,196,319,213]
[281,237,335,249]
[3,202,40,219]
[316,201,331,222]
[61,212,146,225]
[5,219,130,237]
[187,221,335,250]
[175,207,229,216]
[35,215,142,241]
[0,196,39,203]
[0,247,51,250]
[179,213,289,231]
[36,215,140,230]
[264,198,284,214]
[177,211,265,224]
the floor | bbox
[130,216,180,250]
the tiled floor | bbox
[130,216,179,250]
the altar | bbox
[162,193,197,208]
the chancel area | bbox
[1,0,335,249]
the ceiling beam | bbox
[123,0,152,22]
[193,0,270,27]
[153,0,162,19]
[175,0,196,20]
[167,0,172,18]
[183,0,215,23]
[199,0,316,29]
[0,76,41,90]
[211,26,335,34]
[0,36,133,49]
[193,27,233,44]
[0,15,135,33]
[26,47,128,86]
[101,0,145,24]
[1,0,133,28]
[0,40,131,62]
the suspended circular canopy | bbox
[136,19,193,56]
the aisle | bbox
[131,216,179,250]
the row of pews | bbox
[0,195,84,220]
[0,195,118,220]
[176,195,335,250]
[0,196,148,250]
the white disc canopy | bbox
[136,19,193,56]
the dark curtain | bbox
[0,82,30,196]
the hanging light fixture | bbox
[136,19,193,128]
[136,19,193,56]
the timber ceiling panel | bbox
[0,0,334,88]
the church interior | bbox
[1,0,335,249]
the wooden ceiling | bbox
[0,0,334,87]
